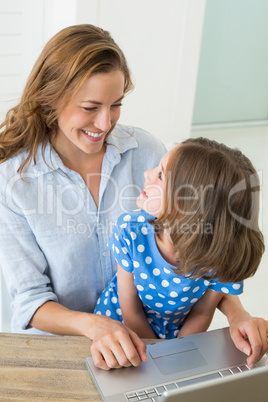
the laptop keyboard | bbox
[125,364,250,401]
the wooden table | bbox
[0,332,103,401]
[2,332,266,401]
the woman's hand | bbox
[30,301,147,370]
[90,315,147,370]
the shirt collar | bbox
[105,124,138,165]
[26,124,138,177]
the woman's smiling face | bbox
[54,69,125,158]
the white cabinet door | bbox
[0,0,46,332]
[0,0,46,122]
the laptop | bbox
[161,365,268,401]
[85,327,268,402]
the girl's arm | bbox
[178,288,223,337]
[217,294,268,368]
[117,264,157,339]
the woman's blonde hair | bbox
[152,137,265,283]
[0,24,133,173]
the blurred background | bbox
[0,0,267,331]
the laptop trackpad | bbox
[149,341,208,375]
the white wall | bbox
[95,0,206,144]
[0,0,206,331]
[191,125,268,330]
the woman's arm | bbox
[178,289,223,337]
[30,301,147,370]
[117,264,157,339]
[217,294,268,368]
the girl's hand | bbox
[90,315,147,370]
[228,313,268,368]
[217,295,268,368]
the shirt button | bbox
[103,252,107,257]
[80,183,86,188]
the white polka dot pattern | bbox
[94,210,244,339]
[137,244,145,252]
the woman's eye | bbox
[158,171,163,180]
[83,107,97,112]
[111,103,123,108]
[82,103,122,112]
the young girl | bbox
[95,137,265,340]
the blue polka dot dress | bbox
[94,210,243,339]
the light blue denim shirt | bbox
[0,124,166,334]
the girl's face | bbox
[136,151,171,217]
[54,70,125,159]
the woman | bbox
[0,24,267,370]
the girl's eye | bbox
[158,171,163,180]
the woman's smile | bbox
[81,129,106,142]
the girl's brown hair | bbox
[0,24,133,173]
[153,137,265,283]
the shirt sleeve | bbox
[0,195,58,330]
[207,279,243,295]
[108,213,134,273]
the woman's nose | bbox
[95,110,112,132]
